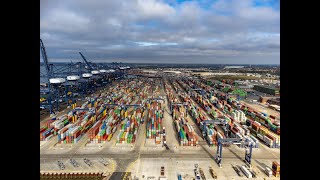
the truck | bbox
[264,166,272,177]
[240,165,252,178]
[231,164,243,177]
[209,166,217,179]
[199,168,206,180]
[194,168,201,180]
[177,174,182,180]
[161,166,165,176]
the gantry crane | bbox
[201,119,230,138]
[199,118,254,168]
[215,137,253,168]
[79,52,101,94]
[147,97,165,103]
[79,52,94,71]
[40,39,63,114]
[169,102,188,117]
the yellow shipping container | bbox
[107,134,113,141]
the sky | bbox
[40,0,280,64]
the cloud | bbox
[40,0,280,64]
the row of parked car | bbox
[57,158,109,170]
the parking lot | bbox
[132,158,279,180]
[40,158,116,174]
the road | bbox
[41,143,279,160]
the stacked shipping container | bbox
[146,102,164,144]
[117,108,144,144]
[272,161,280,177]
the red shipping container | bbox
[40,128,46,133]
[266,133,276,141]
[102,133,108,140]
[74,130,81,138]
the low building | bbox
[253,85,280,96]
[267,98,280,106]
[224,66,244,69]
[238,85,253,89]
[269,104,280,111]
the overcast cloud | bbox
[40,0,280,64]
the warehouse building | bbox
[253,85,280,96]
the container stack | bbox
[40,114,72,140]
[178,118,198,146]
[117,108,143,144]
[164,79,199,146]
[272,161,280,177]
[65,126,82,144]
[146,102,164,144]
[40,127,54,141]
[246,119,280,148]
[57,124,74,143]
[204,80,280,136]
[174,79,224,146]
[250,121,261,136]
[193,93,220,119]
[199,122,217,147]
[89,107,122,143]
[231,110,247,123]
[88,119,103,143]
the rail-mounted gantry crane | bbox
[201,119,230,138]
[199,118,253,168]
[215,137,253,168]
[169,102,188,117]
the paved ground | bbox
[133,157,279,180]
[40,78,280,179]
[241,101,280,120]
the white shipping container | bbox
[250,135,258,142]
[236,133,242,139]
[264,136,273,146]
[55,122,64,129]
[217,132,223,140]
[190,125,194,132]
[240,165,252,178]
[45,134,53,141]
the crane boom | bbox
[40,39,51,79]
[79,52,93,71]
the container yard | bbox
[40,1,281,177]
[164,80,199,147]
[41,74,280,180]
[117,107,144,144]
[146,101,165,145]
